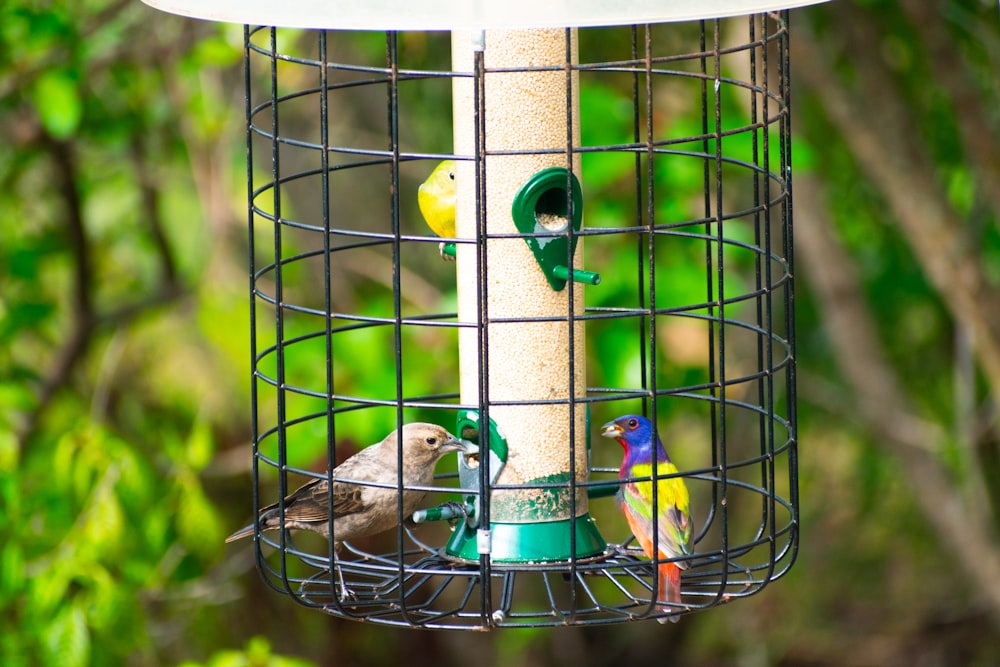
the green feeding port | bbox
[446,514,607,562]
[430,409,608,563]
[511,167,600,290]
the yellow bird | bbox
[417,160,456,260]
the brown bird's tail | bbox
[655,561,682,624]
[225,523,256,543]
[226,508,275,543]
[225,506,282,543]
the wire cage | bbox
[241,14,796,629]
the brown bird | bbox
[226,422,467,598]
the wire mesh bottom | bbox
[262,547,789,628]
[254,472,794,628]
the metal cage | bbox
[245,14,797,629]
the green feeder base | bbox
[445,514,607,563]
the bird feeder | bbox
[142,0,826,628]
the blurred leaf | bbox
[81,566,123,634]
[179,636,320,667]
[0,475,19,537]
[0,431,18,472]
[495,627,546,666]
[42,603,90,667]
[177,472,225,561]
[186,417,215,471]
[2,6,69,63]
[945,166,975,215]
[190,32,241,68]
[0,543,25,601]
[579,83,634,154]
[113,444,153,515]
[0,633,29,667]
[51,430,81,501]
[26,559,71,620]
[0,302,56,340]
[32,69,82,139]
[79,470,125,558]
[141,506,174,559]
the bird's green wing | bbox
[623,461,693,561]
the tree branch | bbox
[19,128,187,445]
[20,134,98,443]
[792,16,1000,423]
[900,0,1000,224]
[794,173,1000,625]
[130,134,179,289]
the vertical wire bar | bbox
[472,38,494,626]
[643,24,661,617]
[698,19,721,546]
[748,12,771,553]
[317,28,342,609]
[758,12,780,585]
[268,26,293,597]
[627,24,650,615]
[711,18,731,602]
[748,14,767,540]
[631,26,648,402]
[385,30,412,624]
[749,14,777,586]
[780,9,801,576]
[563,26,579,618]
[245,23,265,584]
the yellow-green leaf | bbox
[42,603,90,667]
[186,417,215,472]
[32,70,82,139]
[0,543,25,599]
[177,474,224,560]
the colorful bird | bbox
[601,414,692,623]
[226,423,467,599]
[417,159,456,260]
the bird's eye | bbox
[426,436,438,445]
[448,171,455,180]
[627,418,638,429]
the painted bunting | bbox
[417,159,456,260]
[601,414,692,623]
[226,423,467,598]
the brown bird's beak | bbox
[601,421,623,439]
[439,436,470,455]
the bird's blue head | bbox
[600,414,670,464]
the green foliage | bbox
[32,69,82,138]
[179,637,318,667]
[0,2,279,665]
[2,1,998,665]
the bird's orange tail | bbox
[656,561,682,623]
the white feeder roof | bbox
[140,0,830,30]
